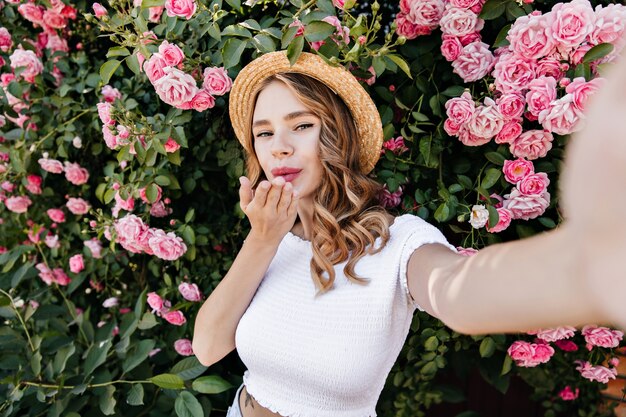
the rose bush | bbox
[0,0,625,416]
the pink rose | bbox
[114,214,148,254]
[509,130,553,160]
[144,53,168,83]
[466,99,504,139]
[503,158,534,184]
[449,0,481,9]
[66,197,91,215]
[148,229,187,260]
[555,339,579,351]
[18,4,44,25]
[149,6,165,22]
[0,28,13,53]
[153,67,199,109]
[381,136,408,155]
[45,234,60,249]
[451,41,495,83]
[441,36,462,61]
[445,92,475,125]
[53,268,71,286]
[404,0,444,31]
[395,13,431,40]
[164,137,181,153]
[163,310,187,325]
[102,125,118,150]
[174,338,194,356]
[92,2,107,17]
[191,89,215,112]
[495,121,522,144]
[525,76,557,117]
[440,7,482,37]
[36,263,54,285]
[497,93,525,120]
[114,190,135,212]
[289,19,305,37]
[493,53,537,94]
[565,77,603,113]
[147,292,165,314]
[558,386,579,401]
[158,40,185,67]
[97,102,115,125]
[444,119,461,136]
[46,35,69,54]
[84,239,103,258]
[507,340,535,366]
[486,207,512,233]
[582,325,623,349]
[589,4,626,45]
[457,127,491,146]
[576,361,617,383]
[101,85,122,103]
[202,67,232,96]
[378,185,402,208]
[2,181,15,192]
[43,10,66,29]
[178,282,203,302]
[26,174,43,195]
[456,247,478,256]
[538,95,583,135]
[550,0,595,50]
[164,0,197,19]
[47,208,65,223]
[69,254,85,273]
[9,49,43,83]
[103,297,119,308]
[503,188,550,220]
[150,201,173,217]
[517,172,549,195]
[321,16,350,45]
[63,162,89,185]
[5,195,32,213]
[137,226,156,255]
[531,343,555,365]
[534,326,576,342]
[507,13,554,60]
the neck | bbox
[292,196,315,241]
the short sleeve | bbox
[394,214,457,311]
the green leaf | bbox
[286,35,304,65]
[84,340,113,376]
[127,384,144,406]
[99,60,122,84]
[582,43,614,64]
[99,386,116,415]
[424,336,439,351]
[480,168,501,189]
[107,47,130,58]
[479,337,496,358]
[53,344,75,375]
[386,54,412,79]
[281,25,300,49]
[125,53,141,75]
[142,0,164,7]
[222,38,247,69]
[303,21,336,42]
[434,203,450,223]
[119,312,138,340]
[185,208,195,223]
[484,152,506,166]
[487,205,500,229]
[11,261,34,287]
[145,184,159,204]
[501,354,513,376]
[155,175,171,186]
[493,23,511,48]
[122,339,156,373]
[7,82,23,99]
[538,217,557,229]
[182,226,196,245]
[251,34,276,53]
[150,373,185,389]
[479,0,507,20]
[175,391,203,417]
[573,63,592,81]
[172,357,208,381]
[30,351,42,376]
[191,375,232,394]
[138,312,158,330]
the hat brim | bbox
[228,51,383,174]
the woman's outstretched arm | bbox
[192,176,298,367]
[408,47,626,335]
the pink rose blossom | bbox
[102,125,118,149]
[45,234,60,249]
[582,325,623,349]
[1,181,15,192]
[451,41,495,83]
[47,208,66,223]
[10,49,43,83]
[449,0,481,9]
[149,6,165,22]
[84,239,103,258]
[381,136,408,155]
[509,130,553,160]
[538,95,583,135]
[114,190,135,213]
[137,226,156,255]
[158,40,185,67]
[507,340,535,366]
[532,343,555,364]
[63,162,89,185]
[153,67,199,109]
[36,263,54,285]
[378,185,402,208]
[66,197,91,215]
[52,268,70,286]
[486,207,512,233]
[144,53,168,83]
[493,53,537,94]
[164,0,197,19]
[43,10,67,29]
[466,99,504,139]
[147,292,165,314]
[495,121,522,144]
[101,85,122,103]
[191,89,216,112]
[202,67,232,96]
[503,188,550,220]
[288,19,305,37]
[25,174,42,195]
[507,13,555,60]
[164,137,181,153]
[440,7,482,37]
[518,172,549,195]
[69,254,85,273]
[456,247,478,256]
[321,16,350,45]
[445,92,475,125]
[178,282,203,302]
[444,119,461,136]
[559,386,579,401]
[610,357,620,368]
[150,201,173,217]
[395,13,431,40]
[174,338,194,356]
[555,339,579,351]
[457,127,491,146]
[148,229,188,260]
[18,4,44,25]
[576,361,617,383]
[5,195,32,213]
[497,93,525,120]
[115,214,148,254]
[565,77,603,113]
[163,310,187,326]
[441,35,462,61]
[503,158,534,184]
[97,102,115,125]
[403,0,444,31]
[525,76,557,117]
[0,28,13,53]
[535,55,565,80]
[550,0,595,50]
[92,2,107,17]
[534,326,576,342]
[589,4,626,45]
[103,297,119,308]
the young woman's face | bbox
[252,80,324,202]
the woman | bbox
[192,51,626,417]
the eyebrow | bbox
[252,111,317,128]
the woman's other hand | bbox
[239,176,299,244]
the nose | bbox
[270,129,293,158]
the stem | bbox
[21,379,151,390]
[0,289,35,352]
[293,0,316,19]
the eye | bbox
[254,131,272,139]
[295,123,314,131]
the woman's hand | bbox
[560,50,626,328]
[239,176,299,245]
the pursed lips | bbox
[271,167,302,182]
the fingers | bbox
[265,177,285,208]
[238,176,253,211]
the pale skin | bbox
[193,55,626,416]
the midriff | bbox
[239,385,284,417]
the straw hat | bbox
[228,51,383,174]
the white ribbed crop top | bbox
[235,214,455,417]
